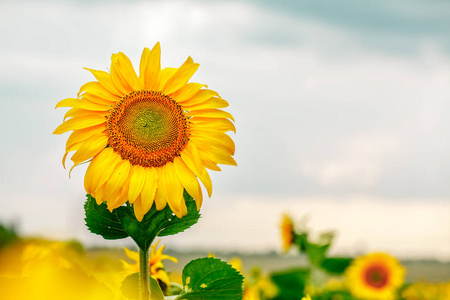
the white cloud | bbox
[301,136,400,189]
[0,0,449,260]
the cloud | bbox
[301,135,400,189]
[0,0,449,259]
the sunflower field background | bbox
[1,0,449,299]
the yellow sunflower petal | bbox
[55,97,110,111]
[83,68,122,96]
[197,167,212,197]
[103,160,132,201]
[133,195,146,222]
[124,247,139,262]
[140,167,158,214]
[195,149,222,171]
[65,124,105,152]
[63,108,107,122]
[140,42,161,90]
[116,52,142,91]
[173,157,203,209]
[78,81,119,102]
[70,133,108,165]
[84,148,121,194]
[158,67,177,91]
[82,93,117,106]
[153,168,167,211]
[185,143,204,176]
[190,117,236,133]
[92,181,108,204]
[163,56,199,95]
[110,54,131,94]
[191,130,235,154]
[183,97,229,110]
[154,187,166,211]
[53,115,106,134]
[128,165,147,204]
[186,108,235,121]
[109,174,132,209]
[161,163,184,218]
[179,89,219,105]
[171,82,206,102]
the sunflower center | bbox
[364,265,389,289]
[106,90,190,167]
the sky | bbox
[0,0,449,259]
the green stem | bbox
[139,247,151,300]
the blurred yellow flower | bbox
[280,213,294,252]
[242,265,278,300]
[0,239,127,300]
[121,240,177,287]
[345,252,405,300]
[301,295,312,300]
[229,256,243,273]
[402,281,450,300]
[54,42,236,221]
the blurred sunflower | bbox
[280,214,294,252]
[402,281,450,300]
[54,42,236,220]
[121,240,177,287]
[345,252,405,300]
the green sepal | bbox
[175,257,244,300]
[84,194,129,239]
[116,204,168,252]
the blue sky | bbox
[0,0,449,258]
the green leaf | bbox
[175,257,244,300]
[150,276,166,300]
[85,192,201,251]
[84,194,129,240]
[158,191,201,237]
[315,290,353,300]
[270,268,309,300]
[120,273,165,300]
[320,257,353,275]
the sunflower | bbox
[345,252,405,300]
[54,42,236,221]
[280,214,294,252]
[121,240,177,287]
[402,282,450,300]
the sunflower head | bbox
[345,252,405,300]
[54,42,236,221]
[280,214,295,252]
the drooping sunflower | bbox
[54,42,236,221]
[121,240,177,287]
[345,252,405,300]
[280,214,294,252]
